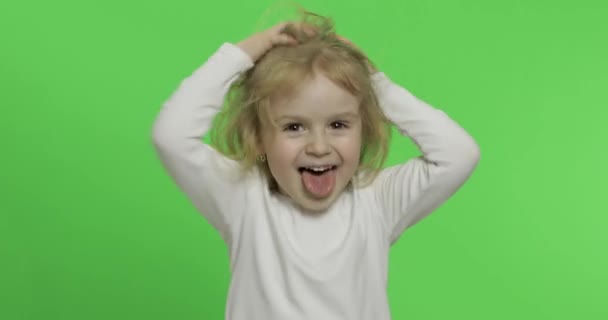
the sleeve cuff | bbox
[218,42,255,70]
[371,71,393,93]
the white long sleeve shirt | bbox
[152,43,480,320]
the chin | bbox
[295,189,341,214]
[299,200,331,214]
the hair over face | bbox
[210,11,391,189]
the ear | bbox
[256,136,265,155]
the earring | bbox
[256,154,266,162]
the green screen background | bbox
[2,0,607,319]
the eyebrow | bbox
[275,111,360,122]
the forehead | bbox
[269,73,360,118]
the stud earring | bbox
[256,154,266,162]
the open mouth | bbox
[298,165,338,198]
[298,165,337,176]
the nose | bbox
[305,131,332,156]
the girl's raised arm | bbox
[371,72,481,245]
[151,43,254,241]
[151,23,298,243]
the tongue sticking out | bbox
[301,169,336,198]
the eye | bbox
[330,121,349,129]
[283,123,303,131]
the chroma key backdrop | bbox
[1,0,607,319]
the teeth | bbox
[307,166,332,171]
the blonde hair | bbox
[210,11,391,189]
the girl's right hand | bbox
[236,22,298,62]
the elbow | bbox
[444,138,480,169]
[466,140,481,164]
[151,121,164,147]
[430,138,480,170]
[150,117,174,149]
[455,140,481,173]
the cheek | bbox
[348,145,362,164]
[341,133,363,161]
[265,138,299,167]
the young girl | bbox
[152,13,479,320]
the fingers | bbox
[295,22,317,37]
[266,21,351,48]
[273,21,291,33]
[264,22,297,46]
[271,34,298,46]
[336,34,361,51]
[336,35,353,45]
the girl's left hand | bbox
[236,22,298,62]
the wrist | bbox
[236,33,272,63]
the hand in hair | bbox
[281,19,377,74]
[236,22,299,62]
[236,20,377,73]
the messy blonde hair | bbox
[210,10,391,189]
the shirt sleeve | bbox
[370,72,481,245]
[151,43,254,242]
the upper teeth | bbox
[308,166,332,171]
